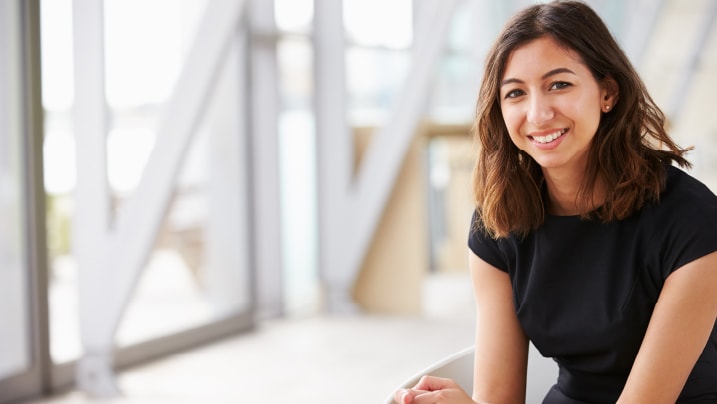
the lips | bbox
[530,128,566,144]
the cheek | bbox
[499,108,523,149]
[564,94,602,132]
[570,103,601,136]
[507,132,524,150]
[501,106,522,134]
[503,123,524,149]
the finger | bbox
[393,388,413,404]
[411,388,472,404]
[394,388,434,404]
[411,390,447,404]
[413,375,458,392]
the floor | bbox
[28,274,476,404]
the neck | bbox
[543,166,604,216]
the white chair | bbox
[385,344,558,403]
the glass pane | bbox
[278,109,319,315]
[343,0,412,48]
[116,26,251,345]
[430,54,478,122]
[0,0,30,379]
[426,136,474,273]
[276,37,320,314]
[117,119,251,344]
[277,37,313,110]
[275,0,313,33]
[40,0,78,363]
[41,0,80,363]
[42,0,255,362]
[40,0,79,361]
[428,2,493,123]
[104,0,205,109]
[346,47,411,124]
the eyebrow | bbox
[500,67,576,87]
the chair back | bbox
[384,344,558,403]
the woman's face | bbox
[499,36,612,175]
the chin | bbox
[534,158,572,171]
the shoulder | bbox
[649,165,717,224]
[468,210,521,273]
[661,165,717,205]
[641,165,717,276]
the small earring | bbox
[604,105,611,111]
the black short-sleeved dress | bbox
[468,165,717,403]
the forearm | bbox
[618,252,717,403]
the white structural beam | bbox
[204,21,252,316]
[72,0,114,395]
[249,0,284,318]
[75,0,247,396]
[315,0,461,311]
[314,0,354,311]
[72,0,110,316]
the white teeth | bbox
[533,129,565,144]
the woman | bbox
[395,1,717,403]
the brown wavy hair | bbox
[473,0,691,238]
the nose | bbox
[527,95,554,126]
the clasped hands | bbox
[393,375,478,404]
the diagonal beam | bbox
[315,0,461,311]
[348,0,462,291]
[76,0,247,395]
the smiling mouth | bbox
[530,129,566,144]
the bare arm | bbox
[618,250,717,403]
[470,251,528,403]
[393,252,528,404]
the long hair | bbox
[473,0,691,238]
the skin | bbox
[499,36,616,215]
[617,250,717,403]
[393,253,525,404]
[394,36,717,403]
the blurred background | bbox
[1,0,716,402]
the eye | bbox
[550,81,571,90]
[503,89,525,99]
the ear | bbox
[601,75,619,112]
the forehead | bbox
[502,36,586,79]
